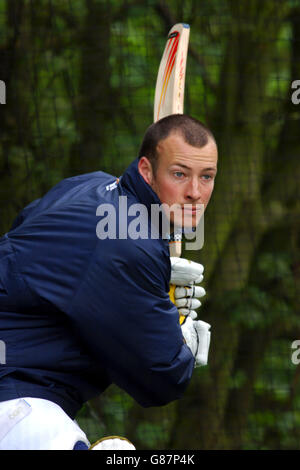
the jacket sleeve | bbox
[10,202,195,407]
[66,237,195,407]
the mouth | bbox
[169,205,204,228]
[182,206,202,215]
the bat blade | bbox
[154,24,191,324]
[153,23,190,258]
[154,23,190,123]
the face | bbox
[138,132,218,230]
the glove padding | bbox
[90,436,136,450]
[174,285,206,320]
[170,257,206,323]
[181,316,211,367]
[170,257,204,286]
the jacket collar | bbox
[120,158,162,210]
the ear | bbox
[138,156,154,186]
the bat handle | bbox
[169,233,184,323]
[169,283,192,326]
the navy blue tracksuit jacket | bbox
[0,158,195,419]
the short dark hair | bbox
[138,114,216,173]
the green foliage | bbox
[135,422,166,449]
[225,251,298,331]
[243,338,300,449]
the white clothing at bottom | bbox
[0,397,90,450]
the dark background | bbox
[0,0,299,449]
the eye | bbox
[174,171,185,179]
[202,174,213,181]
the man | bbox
[0,114,217,450]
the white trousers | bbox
[0,397,90,450]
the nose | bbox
[185,177,202,202]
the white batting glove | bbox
[170,257,206,322]
[181,316,211,367]
[170,257,204,286]
[90,436,136,450]
[174,285,206,321]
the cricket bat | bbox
[153,23,190,324]
[154,23,190,123]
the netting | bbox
[0,0,299,449]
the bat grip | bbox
[169,283,194,325]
